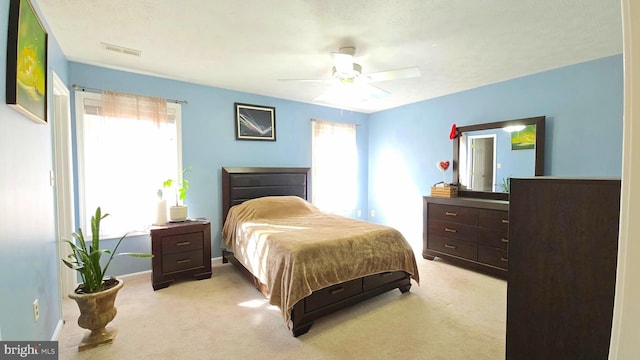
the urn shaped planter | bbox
[62,207,152,351]
[68,278,124,351]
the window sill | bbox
[99,229,149,241]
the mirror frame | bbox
[453,116,546,201]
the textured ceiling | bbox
[35,0,623,113]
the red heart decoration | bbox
[438,161,450,172]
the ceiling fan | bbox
[281,46,421,102]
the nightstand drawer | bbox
[429,203,478,225]
[478,245,508,269]
[161,232,203,255]
[428,235,477,261]
[428,219,478,242]
[162,249,204,273]
[305,278,362,312]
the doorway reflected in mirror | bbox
[453,116,545,200]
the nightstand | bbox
[150,220,212,290]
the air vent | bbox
[101,42,141,57]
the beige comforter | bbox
[221,196,420,324]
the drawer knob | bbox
[445,211,458,216]
[444,227,457,233]
[501,238,509,243]
[176,241,191,246]
[381,272,393,277]
[501,219,509,224]
[501,257,508,262]
[330,287,344,295]
[176,259,192,264]
[444,244,457,249]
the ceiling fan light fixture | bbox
[332,63,362,83]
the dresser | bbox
[506,178,620,359]
[423,196,509,277]
[150,220,212,290]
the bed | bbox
[220,166,420,336]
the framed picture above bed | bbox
[6,0,48,124]
[234,102,276,141]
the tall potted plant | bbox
[163,167,190,221]
[62,207,152,351]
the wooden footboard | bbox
[222,249,412,337]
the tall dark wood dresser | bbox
[506,178,620,359]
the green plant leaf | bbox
[61,206,153,293]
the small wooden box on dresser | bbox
[423,196,509,277]
[150,220,212,290]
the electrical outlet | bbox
[370,209,376,217]
[33,299,39,322]
[357,209,362,217]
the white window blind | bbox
[75,91,182,238]
[311,119,358,215]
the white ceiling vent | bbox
[101,42,141,57]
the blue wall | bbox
[0,0,623,341]
[67,62,370,275]
[0,0,68,341]
[368,55,623,250]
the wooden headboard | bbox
[221,167,310,221]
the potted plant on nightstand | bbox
[164,167,190,221]
[62,207,152,351]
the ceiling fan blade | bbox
[277,78,333,83]
[333,52,354,74]
[365,67,421,82]
[361,83,391,99]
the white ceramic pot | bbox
[169,205,188,221]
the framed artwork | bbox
[235,103,276,141]
[511,125,536,150]
[6,0,48,124]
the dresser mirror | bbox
[453,116,545,200]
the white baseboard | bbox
[118,256,222,280]
[51,319,65,341]
[118,269,151,280]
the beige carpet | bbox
[58,257,506,360]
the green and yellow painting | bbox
[13,0,47,122]
[511,125,536,150]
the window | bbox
[75,91,182,238]
[311,119,357,215]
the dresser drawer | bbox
[478,227,509,250]
[363,271,407,291]
[162,249,204,273]
[305,278,362,312]
[429,219,478,242]
[478,245,508,269]
[479,209,509,231]
[429,203,478,225]
[161,232,203,255]
[428,235,477,261]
